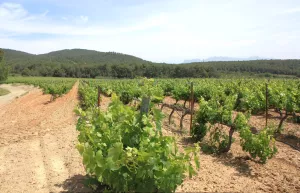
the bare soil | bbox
[0,84,34,108]
[0,82,90,193]
[161,97,300,193]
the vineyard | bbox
[2,0,300,191]
[3,77,77,100]
[76,78,300,192]
[0,77,299,192]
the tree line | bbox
[3,48,300,78]
[0,50,8,81]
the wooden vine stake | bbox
[97,86,101,107]
[190,82,194,135]
[265,83,268,127]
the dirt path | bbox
[0,82,89,193]
[0,84,34,108]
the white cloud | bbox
[0,2,261,62]
[0,2,27,19]
[79,15,88,23]
[1,1,300,62]
[0,2,167,36]
[281,7,300,14]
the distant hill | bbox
[183,56,269,63]
[4,48,148,67]
[1,48,300,78]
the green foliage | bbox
[192,94,277,163]
[192,96,235,141]
[80,78,297,163]
[0,49,9,81]
[4,77,76,96]
[0,88,10,96]
[137,78,164,103]
[76,94,199,192]
[239,127,277,163]
[235,86,265,114]
[172,82,190,102]
[269,83,300,114]
[78,81,98,109]
[79,78,164,107]
[83,78,300,120]
[5,48,300,78]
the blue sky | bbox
[0,0,300,63]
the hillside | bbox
[3,49,154,78]
[2,48,300,78]
[4,48,148,67]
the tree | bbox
[0,49,8,81]
[21,68,31,76]
[53,67,66,77]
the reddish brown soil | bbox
[99,94,111,111]
[161,97,300,193]
[0,82,89,193]
[0,84,34,108]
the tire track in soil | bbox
[0,82,90,193]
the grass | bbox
[0,87,10,96]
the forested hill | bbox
[2,48,300,78]
[4,48,149,67]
